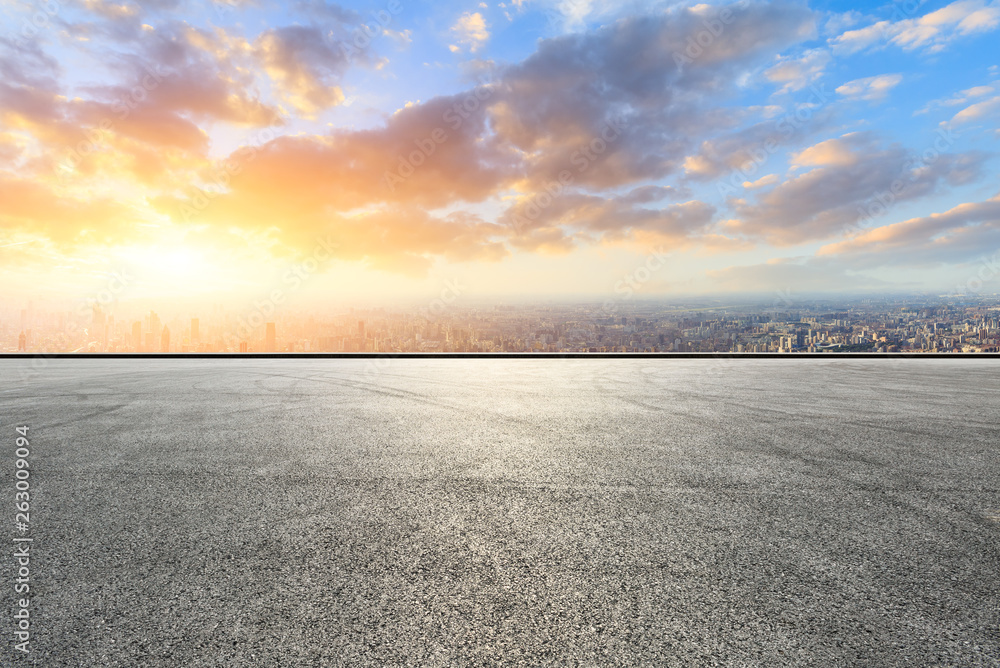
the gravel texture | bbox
[1,358,998,666]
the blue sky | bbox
[1,0,999,304]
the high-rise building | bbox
[148,311,161,343]
[89,305,106,352]
[17,331,26,352]
[265,322,276,352]
[358,320,365,337]
[132,321,142,352]
[191,318,200,343]
[161,326,170,353]
[239,341,248,353]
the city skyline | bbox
[6,293,1000,353]
[1,0,999,305]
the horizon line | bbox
[3,352,999,360]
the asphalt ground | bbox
[1,359,998,666]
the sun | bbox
[112,243,224,298]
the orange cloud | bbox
[0,173,137,245]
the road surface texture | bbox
[1,358,998,666]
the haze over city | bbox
[6,294,1000,353]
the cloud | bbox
[680,99,837,182]
[817,193,1000,268]
[222,204,511,276]
[948,94,1000,125]
[790,136,860,167]
[823,10,864,36]
[0,36,59,89]
[836,73,903,102]
[551,0,598,31]
[829,22,893,54]
[730,132,989,245]
[12,18,285,133]
[80,0,142,21]
[450,12,490,53]
[0,173,137,245]
[764,49,831,94]
[831,0,1000,54]
[493,2,817,188]
[505,0,610,32]
[619,185,693,204]
[494,181,727,255]
[254,26,354,117]
[916,84,994,114]
[292,1,361,24]
[147,87,519,264]
[0,131,24,164]
[6,0,824,273]
[384,28,413,48]
[0,19,286,193]
[54,6,377,123]
[706,257,889,292]
[743,174,779,189]
[16,0,997,288]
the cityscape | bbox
[5,295,1000,354]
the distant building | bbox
[148,311,161,344]
[265,322,276,352]
[161,326,170,353]
[92,305,106,352]
[18,331,26,351]
[132,321,142,352]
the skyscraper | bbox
[92,304,105,352]
[265,322,276,352]
[148,311,161,344]
[132,321,142,352]
[161,326,170,353]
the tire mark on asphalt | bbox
[42,403,132,430]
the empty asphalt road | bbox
[1,358,998,666]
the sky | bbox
[1,0,999,310]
